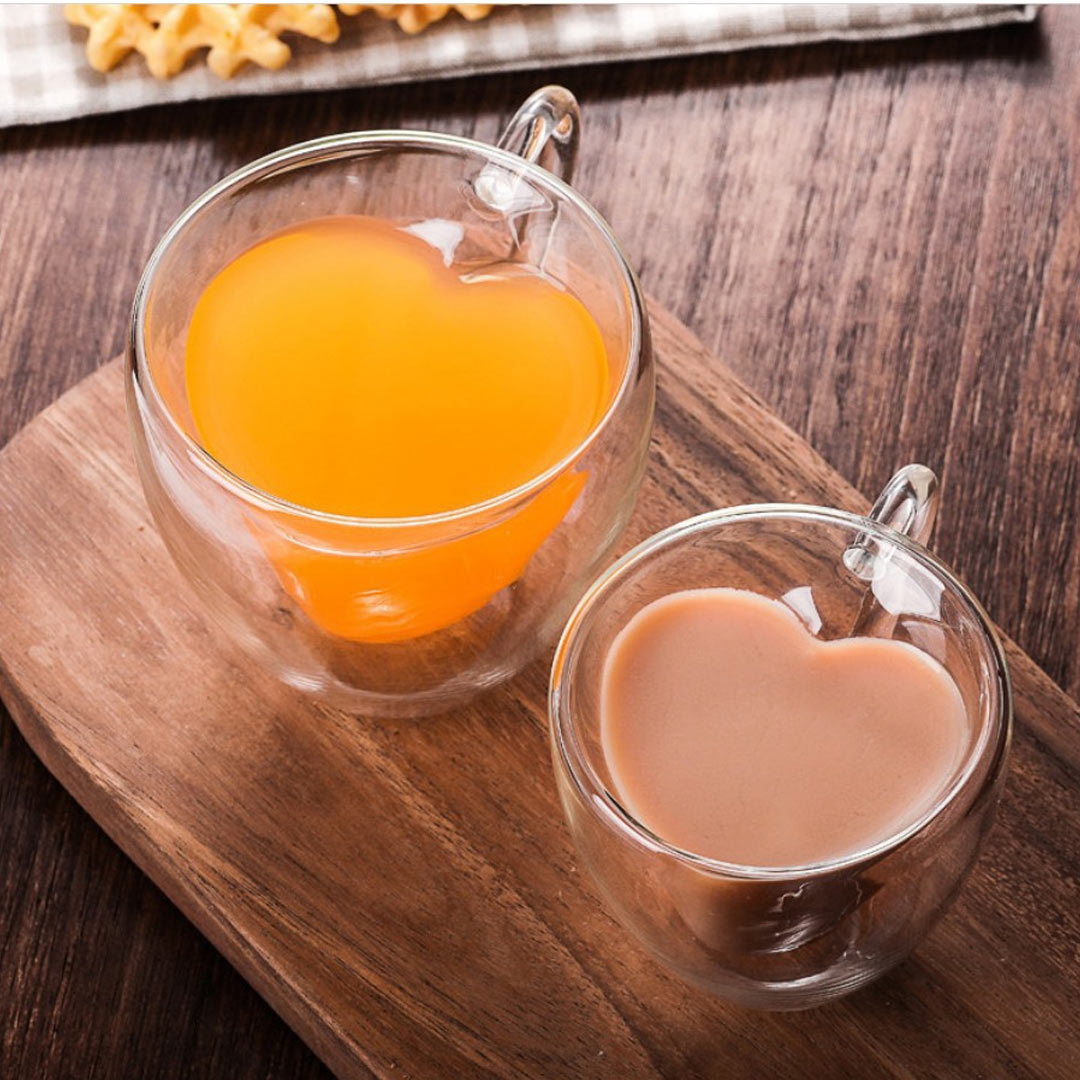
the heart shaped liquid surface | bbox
[184,215,610,642]
[601,588,973,868]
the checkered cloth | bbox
[0,3,1037,129]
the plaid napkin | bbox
[0,3,1037,129]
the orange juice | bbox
[185,215,610,641]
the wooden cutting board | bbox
[1,304,1077,1080]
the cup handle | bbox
[843,464,940,581]
[470,87,580,229]
[494,85,580,185]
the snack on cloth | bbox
[65,4,495,79]
[64,4,341,78]
[339,5,494,35]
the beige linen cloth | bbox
[0,3,1036,129]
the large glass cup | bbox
[549,467,1012,1009]
[127,87,654,717]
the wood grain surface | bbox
[2,7,1079,1078]
[1,305,1078,1079]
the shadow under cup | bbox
[549,507,1012,1009]
[127,132,654,717]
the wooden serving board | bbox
[1,305,1078,1080]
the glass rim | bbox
[129,128,646,529]
[549,502,1013,880]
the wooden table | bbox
[2,8,1077,1077]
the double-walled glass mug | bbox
[128,87,654,717]
[550,466,1012,1009]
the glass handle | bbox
[844,464,940,581]
[471,86,580,232]
[494,85,580,185]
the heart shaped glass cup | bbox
[549,467,1011,1009]
[127,87,654,717]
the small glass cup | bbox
[127,87,654,717]
[549,466,1012,1009]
